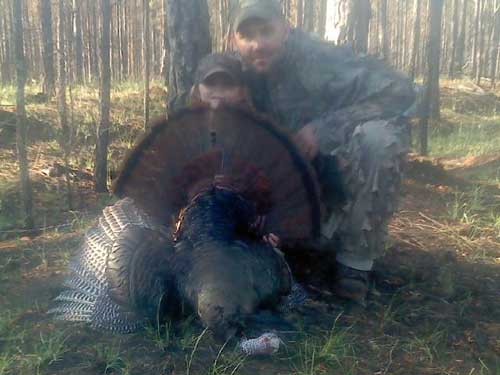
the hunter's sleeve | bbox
[308,50,416,153]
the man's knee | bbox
[353,120,409,161]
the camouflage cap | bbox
[195,53,244,85]
[231,0,283,31]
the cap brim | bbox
[234,8,277,31]
[201,66,238,84]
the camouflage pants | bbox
[320,119,409,271]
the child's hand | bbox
[263,233,281,248]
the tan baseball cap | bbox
[231,0,282,31]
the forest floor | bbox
[0,79,499,375]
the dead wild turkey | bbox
[49,107,322,338]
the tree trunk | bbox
[166,0,211,106]
[57,0,73,210]
[39,0,55,95]
[95,0,111,193]
[380,0,389,60]
[91,0,100,81]
[13,0,34,229]
[475,0,487,85]
[448,0,460,78]
[303,0,315,32]
[490,0,500,87]
[161,0,169,90]
[355,0,371,54]
[420,0,444,156]
[471,0,482,78]
[143,0,151,129]
[429,0,443,119]
[317,0,328,38]
[121,0,129,79]
[410,0,422,80]
[456,0,468,75]
[0,0,11,84]
[73,0,83,83]
[296,0,304,28]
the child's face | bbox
[198,73,247,109]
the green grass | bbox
[428,109,500,159]
[23,331,69,374]
[92,343,128,375]
[446,186,500,242]
[291,315,357,375]
[208,344,246,375]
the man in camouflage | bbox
[230,0,416,302]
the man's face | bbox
[198,73,247,109]
[233,17,288,74]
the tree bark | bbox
[410,0,421,81]
[296,0,304,28]
[39,0,55,95]
[166,0,211,106]
[380,0,389,60]
[475,0,487,85]
[1,0,13,84]
[490,0,500,87]
[456,0,468,75]
[448,0,460,78]
[429,0,443,119]
[95,0,111,193]
[337,0,371,54]
[58,0,73,210]
[420,0,444,156]
[303,0,315,33]
[143,0,151,129]
[317,0,328,38]
[91,0,100,81]
[121,0,129,79]
[161,0,169,90]
[13,0,34,229]
[73,0,84,83]
[471,0,482,78]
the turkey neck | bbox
[178,188,255,245]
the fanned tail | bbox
[49,198,168,333]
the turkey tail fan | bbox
[113,107,323,243]
[49,198,173,333]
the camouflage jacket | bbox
[242,28,416,153]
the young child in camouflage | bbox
[175,53,252,110]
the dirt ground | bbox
[0,155,498,375]
[1,82,499,374]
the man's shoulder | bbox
[286,29,360,92]
[288,29,355,65]
[287,28,412,99]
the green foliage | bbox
[291,315,357,375]
[23,331,68,374]
[427,102,500,159]
[93,343,128,375]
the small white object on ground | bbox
[239,332,281,355]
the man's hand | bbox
[293,122,319,160]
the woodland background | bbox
[1,0,499,228]
[0,1,499,375]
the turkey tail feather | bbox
[113,108,323,242]
[49,198,172,333]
